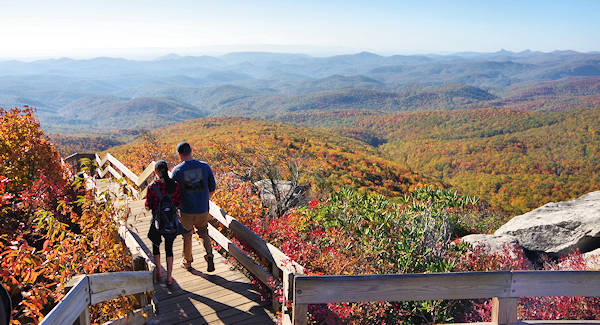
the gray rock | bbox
[494,191,600,255]
[254,179,309,209]
[461,234,520,255]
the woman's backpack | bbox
[151,183,188,236]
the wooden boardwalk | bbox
[126,199,276,324]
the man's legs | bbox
[196,212,213,258]
[197,212,214,272]
[179,212,195,269]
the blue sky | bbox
[1,0,598,59]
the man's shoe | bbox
[180,259,192,270]
[205,256,215,272]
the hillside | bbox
[280,108,600,215]
[58,96,208,129]
[109,117,436,198]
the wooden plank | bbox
[492,297,518,325]
[96,153,103,169]
[120,226,156,272]
[510,271,600,298]
[156,280,258,311]
[207,222,281,289]
[228,242,274,286]
[104,153,139,184]
[292,303,308,325]
[208,223,231,251]
[40,277,90,325]
[135,161,156,187]
[156,286,267,322]
[294,272,511,304]
[77,308,90,325]
[201,300,275,324]
[97,165,122,180]
[88,271,153,305]
[209,201,304,274]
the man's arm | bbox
[207,165,216,199]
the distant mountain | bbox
[58,96,208,128]
[217,83,497,116]
[2,50,600,132]
[294,75,384,93]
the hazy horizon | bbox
[2,46,599,62]
[2,0,599,60]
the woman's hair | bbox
[155,160,177,194]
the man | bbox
[171,142,217,272]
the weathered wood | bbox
[208,223,231,251]
[294,272,511,304]
[135,161,156,188]
[88,271,153,305]
[271,263,282,311]
[491,297,518,325]
[103,153,139,183]
[292,303,308,325]
[209,201,303,275]
[228,242,274,286]
[40,277,90,325]
[120,225,156,272]
[510,271,600,298]
[208,221,281,290]
[132,256,150,309]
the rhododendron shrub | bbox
[216,179,600,323]
[218,184,485,323]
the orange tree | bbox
[0,107,64,193]
[0,106,137,324]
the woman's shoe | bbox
[155,271,162,282]
[166,278,173,286]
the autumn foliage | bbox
[0,107,136,324]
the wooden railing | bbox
[293,271,600,325]
[66,153,600,325]
[40,272,153,325]
[67,153,305,324]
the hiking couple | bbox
[145,142,216,285]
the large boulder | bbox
[494,191,600,255]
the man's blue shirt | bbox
[171,160,216,214]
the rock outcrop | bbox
[461,233,519,254]
[494,191,600,255]
[254,179,309,211]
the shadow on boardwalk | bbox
[127,203,275,324]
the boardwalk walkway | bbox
[125,199,276,324]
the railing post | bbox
[64,275,90,325]
[132,256,149,307]
[292,273,307,325]
[491,297,518,325]
[271,263,282,312]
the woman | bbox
[145,160,182,285]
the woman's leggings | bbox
[152,235,175,257]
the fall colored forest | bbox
[3,97,600,323]
[2,78,600,324]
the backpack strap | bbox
[151,183,164,201]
